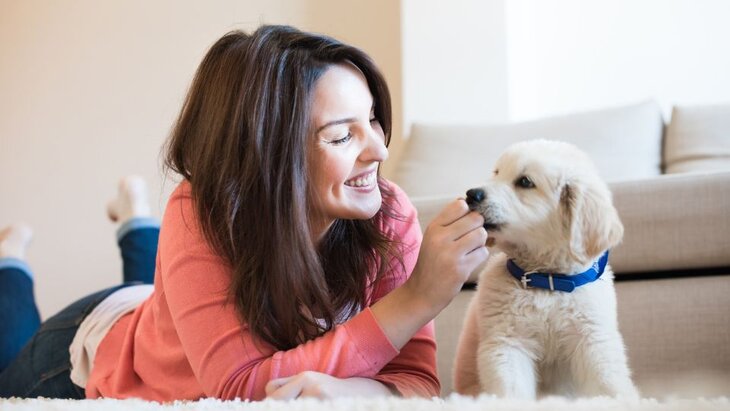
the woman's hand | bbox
[371,198,488,349]
[406,198,488,312]
[265,371,392,400]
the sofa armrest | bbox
[610,171,730,275]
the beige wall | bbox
[0,0,401,318]
[302,1,404,177]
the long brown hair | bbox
[164,25,402,350]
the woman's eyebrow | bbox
[316,117,357,134]
[315,103,375,134]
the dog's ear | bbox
[561,181,624,264]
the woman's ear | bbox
[561,181,624,264]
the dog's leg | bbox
[477,339,538,399]
[569,331,639,399]
[453,296,483,396]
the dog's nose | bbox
[465,188,485,207]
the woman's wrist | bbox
[370,282,440,350]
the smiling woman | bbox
[0,25,488,402]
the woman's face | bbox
[308,63,388,239]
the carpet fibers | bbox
[1,395,728,411]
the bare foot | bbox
[0,223,33,260]
[107,176,152,224]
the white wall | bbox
[505,0,730,121]
[402,0,730,126]
[402,0,509,130]
[0,0,400,318]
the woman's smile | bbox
[344,170,377,191]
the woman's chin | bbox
[350,201,383,221]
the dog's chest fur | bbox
[475,252,618,388]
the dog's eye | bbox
[515,176,535,189]
[493,169,499,176]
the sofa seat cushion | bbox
[392,100,664,198]
[664,103,730,174]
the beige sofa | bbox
[390,100,730,398]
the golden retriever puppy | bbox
[453,139,638,400]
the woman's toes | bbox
[107,175,152,224]
[0,223,34,260]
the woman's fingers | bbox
[456,228,489,275]
[465,243,489,267]
[455,224,488,252]
[450,212,485,242]
[428,199,484,242]
[265,376,290,395]
[266,376,302,400]
[431,198,470,227]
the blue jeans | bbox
[0,218,159,398]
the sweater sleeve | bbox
[159,183,401,400]
[370,183,441,397]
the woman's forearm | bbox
[369,283,440,350]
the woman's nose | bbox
[362,128,388,163]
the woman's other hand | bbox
[265,371,392,400]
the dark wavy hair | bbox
[164,25,402,350]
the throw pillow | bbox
[664,103,730,173]
[392,100,664,198]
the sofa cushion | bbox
[610,171,730,275]
[412,171,730,280]
[664,103,730,174]
[392,100,664,199]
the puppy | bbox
[453,139,638,400]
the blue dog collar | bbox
[506,251,610,292]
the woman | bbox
[0,25,488,400]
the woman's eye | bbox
[515,176,535,188]
[330,133,352,145]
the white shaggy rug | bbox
[1,395,728,411]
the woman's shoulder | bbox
[163,180,194,211]
[161,180,201,236]
[169,179,192,199]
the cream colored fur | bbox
[454,139,638,400]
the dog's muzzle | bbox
[466,188,501,231]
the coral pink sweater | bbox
[86,181,438,400]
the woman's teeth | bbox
[345,172,374,187]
